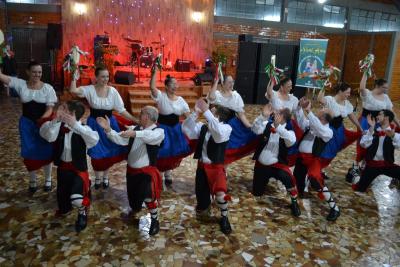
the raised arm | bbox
[150,67,159,99]
[39,119,61,142]
[69,70,84,97]
[0,68,12,85]
[360,115,375,148]
[204,110,232,143]
[265,80,274,100]
[317,88,327,105]
[182,111,203,140]
[251,104,272,135]
[359,72,368,97]
[207,77,219,102]
[307,111,333,142]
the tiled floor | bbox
[0,93,399,266]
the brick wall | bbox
[213,23,393,92]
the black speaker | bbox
[238,34,253,42]
[237,42,259,72]
[47,23,62,50]
[175,59,191,72]
[234,71,256,104]
[114,71,135,85]
[192,72,213,86]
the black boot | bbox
[43,184,52,192]
[219,216,232,235]
[102,180,109,189]
[29,186,38,193]
[94,183,101,190]
[290,199,301,217]
[326,208,340,221]
[346,164,360,183]
[322,172,330,180]
[75,213,87,232]
[149,218,160,236]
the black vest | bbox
[299,128,327,157]
[365,133,395,163]
[54,124,88,171]
[193,124,228,164]
[22,101,47,122]
[158,113,179,126]
[252,122,291,165]
[127,125,163,167]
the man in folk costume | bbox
[97,106,164,236]
[251,105,301,217]
[40,101,99,232]
[352,110,400,192]
[293,98,340,221]
[182,98,233,235]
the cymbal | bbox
[151,41,161,44]
[132,39,142,43]
[123,37,135,42]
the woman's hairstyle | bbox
[26,60,41,70]
[334,82,351,93]
[374,78,387,88]
[165,74,174,87]
[279,75,291,87]
[95,66,108,77]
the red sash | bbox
[197,162,228,196]
[365,160,397,168]
[126,165,162,201]
[59,162,91,207]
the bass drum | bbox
[140,55,153,68]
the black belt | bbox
[22,101,47,121]
[330,116,344,129]
[89,108,112,118]
[362,109,380,117]
[158,113,179,126]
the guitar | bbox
[164,51,173,70]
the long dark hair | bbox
[26,60,41,70]
[165,74,174,87]
[374,78,387,88]
[95,66,108,77]
[334,82,351,94]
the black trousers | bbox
[252,164,295,197]
[356,165,400,192]
[293,157,324,193]
[57,169,84,213]
[126,173,152,212]
[195,167,212,211]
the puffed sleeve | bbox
[8,77,25,96]
[111,87,126,113]
[45,85,58,106]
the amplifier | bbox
[175,59,191,72]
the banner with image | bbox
[296,38,329,89]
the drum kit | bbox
[123,36,162,69]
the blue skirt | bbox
[19,116,53,160]
[157,123,191,158]
[87,115,127,160]
[320,124,345,159]
[227,117,258,149]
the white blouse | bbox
[211,90,245,113]
[270,90,298,112]
[152,89,190,116]
[78,85,126,113]
[361,90,393,111]
[324,96,353,118]
[10,77,57,106]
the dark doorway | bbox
[10,26,52,85]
